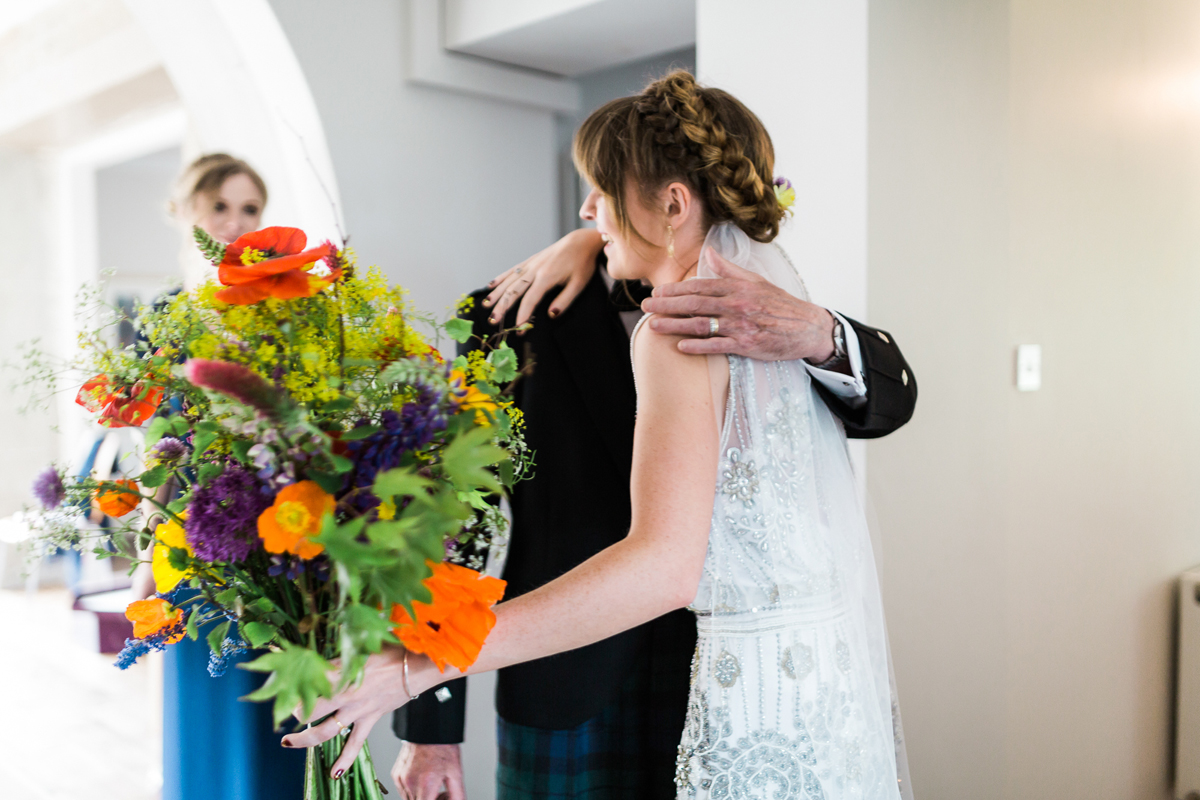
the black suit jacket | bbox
[395,267,917,741]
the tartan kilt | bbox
[496,656,684,800]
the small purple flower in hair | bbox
[773,176,796,213]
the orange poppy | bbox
[125,597,184,643]
[96,479,140,517]
[390,561,506,672]
[215,226,339,305]
[257,480,334,560]
[75,376,163,428]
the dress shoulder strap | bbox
[628,313,654,394]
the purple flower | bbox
[344,381,448,510]
[32,467,65,509]
[207,637,248,677]
[185,464,273,562]
[149,437,188,464]
[773,176,793,190]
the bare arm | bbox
[284,325,721,775]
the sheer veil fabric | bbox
[640,222,912,799]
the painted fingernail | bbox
[548,309,559,318]
[281,739,294,748]
[333,769,344,780]
[489,316,498,324]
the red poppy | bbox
[215,226,339,305]
[75,376,163,428]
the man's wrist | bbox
[803,309,839,366]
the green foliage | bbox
[243,642,334,727]
[488,345,518,383]
[241,621,278,649]
[443,317,473,343]
[193,225,227,264]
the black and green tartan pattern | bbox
[495,664,680,800]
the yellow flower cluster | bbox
[161,258,438,409]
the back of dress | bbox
[672,224,908,800]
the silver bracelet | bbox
[402,649,419,701]
[809,315,847,370]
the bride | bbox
[284,70,910,800]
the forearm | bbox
[416,535,696,692]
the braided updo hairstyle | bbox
[573,70,784,244]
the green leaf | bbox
[170,416,192,436]
[339,424,380,441]
[498,456,515,489]
[340,603,399,657]
[322,396,355,413]
[329,454,355,474]
[167,495,191,515]
[185,606,202,641]
[215,587,239,606]
[207,620,231,656]
[252,597,276,614]
[167,546,190,572]
[443,317,473,343]
[192,420,220,458]
[197,461,224,485]
[309,470,343,495]
[372,467,435,505]
[451,355,470,372]
[193,225,227,264]
[231,439,253,465]
[144,416,170,448]
[241,621,278,649]
[488,345,519,383]
[242,642,334,727]
[439,425,506,494]
[139,464,170,489]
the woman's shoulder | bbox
[631,315,711,396]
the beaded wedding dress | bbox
[634,224,912,800]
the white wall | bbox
[869,1,1200,797]
[0,150,57,517]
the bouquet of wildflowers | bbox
[25,226,530,799]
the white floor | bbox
[0,588,160,800]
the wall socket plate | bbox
[1016,344,1041,391]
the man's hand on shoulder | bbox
[641,247,836,363]
[393,743,465,800]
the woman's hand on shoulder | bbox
[483,228,604,326]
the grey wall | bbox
[868,0,1200,797]
[269,0,559,320]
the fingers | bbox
[703,247,765,282]
[514,275,552,328]
[646,315,719,339]
[487,273,534,325]
[641,293,738,318]
[547,271,589,320]
[329,713,381,779]
[281,713,343,749]
[650,277,734,299]
[444,771,466,800]
[487,263,519,290]
[675,336,741,356]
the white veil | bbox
[695,221,914,800]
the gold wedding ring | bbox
[708,317,720,338]
[332,716,349,736]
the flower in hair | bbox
[774,177,796,214]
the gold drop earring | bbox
[666,224,675,260]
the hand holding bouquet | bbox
[26,226,530,798]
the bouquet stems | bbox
[305,736,387,800]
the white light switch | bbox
[1016,344,1041,391]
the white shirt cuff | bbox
[804,311,867,409]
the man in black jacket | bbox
[393,248,916,800]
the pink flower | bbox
[185,360,283,417]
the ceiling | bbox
[443,0,695,78]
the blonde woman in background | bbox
[135,153,307,800]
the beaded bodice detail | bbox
[627,229,907,798]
